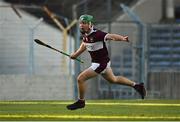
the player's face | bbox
[79,21,91,34]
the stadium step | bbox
[148,24,180,71]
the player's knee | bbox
[108,77,117,84]
[77,75,84,84]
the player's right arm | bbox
[70,42,86,59]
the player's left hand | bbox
[123,36,129,42]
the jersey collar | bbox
[86,26,96,36]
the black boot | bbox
[66,99,85,110]
[133,83,146,99]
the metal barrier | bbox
[0,4,75,75]
[0,3,75,100]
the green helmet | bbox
[79,14,94,24]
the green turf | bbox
[0,100,180,121]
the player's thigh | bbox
[101,67,116,82]
[78,68,98,82]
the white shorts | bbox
[90,61,111,74]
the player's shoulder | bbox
[93,28,107,35]
[94,28,104,32]
[90,28,107,41]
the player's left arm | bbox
[105,33,129,42]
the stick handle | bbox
[34,39,84,63]
[56,50,84,63]
[74,57,84,63]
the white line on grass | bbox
[0,114,180,120]
[0,101,180,106]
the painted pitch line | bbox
[0,114,180,120]
[86,102,180,106]
[0,101,180,106]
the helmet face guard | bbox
[79,14,94,24]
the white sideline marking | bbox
[0,101,180,106]
[0,114,180,120]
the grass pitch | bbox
[0,99,180,121]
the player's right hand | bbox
[70,54,77,59]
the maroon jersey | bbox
[82,29,110,63]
